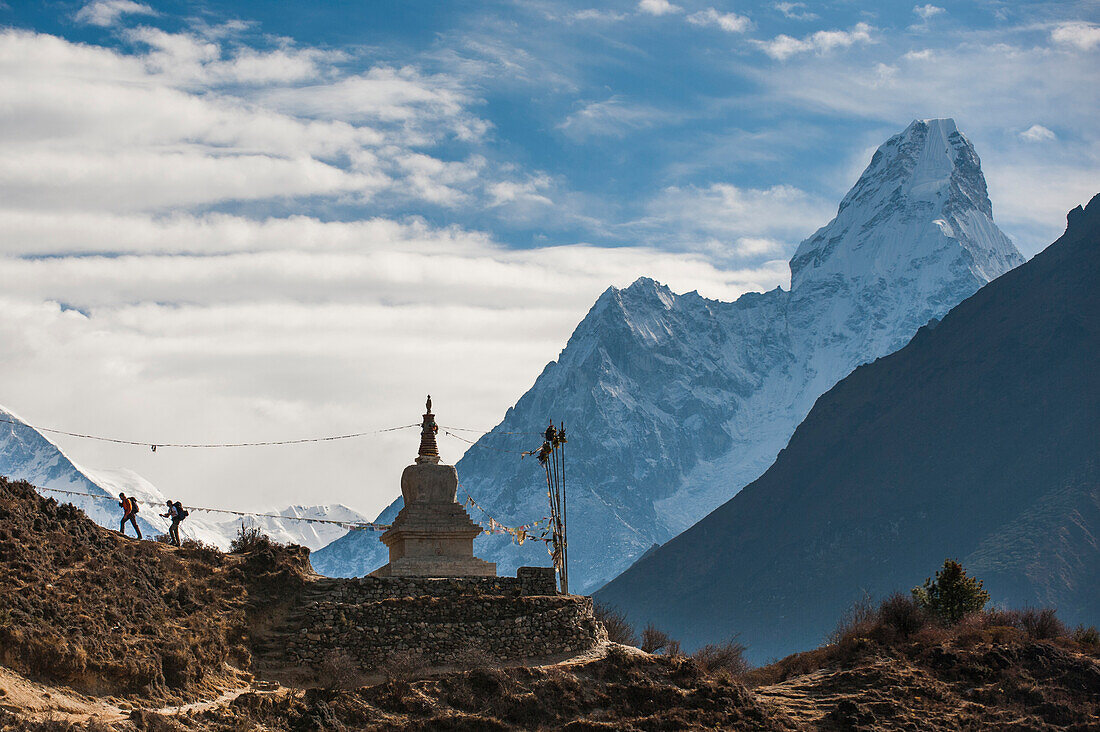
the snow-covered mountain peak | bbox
[557,277,682,367]
[789,118,1022,294]
[623,277,675,303]
[290,121,1030,588]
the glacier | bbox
[314,119,1024,591]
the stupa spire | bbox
[417,394,440,464]
[372,393,495,577]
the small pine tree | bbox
[912,559,990,625]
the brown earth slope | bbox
[2,474,1099,730]
[0,476,311,702]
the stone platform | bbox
[276,568,607,670]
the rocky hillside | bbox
[2,475,1099,730]
[0,475,311,701]
[315,119,1024,590]
[596,194,1100,662]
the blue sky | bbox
[0,0,1096,514]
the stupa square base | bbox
[369,556,497,578]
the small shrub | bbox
[380,650,429,682]
[594,603,637,646]
[983,607,1022,628]
[692,639,750,676]
[180,539,223,565]
[452,644,496,670]
[827,594,877,646]
[229,524,273,554]
[877,592,926,641]
[640,624,681,656]
[912,559,990,625]
[319,650,364,690]
[953,612,992,647]
[1018,607,1067,640]
[1072,625,1100,649]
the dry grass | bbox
[319,650,365,690]
[691,640,750,676]
[745,591,1100,689]
[640,624,681,656]
[0,476,311,702]
[592,603,636,646]
[450,644,498,671]
[378,651,429,682]
[193,647,796,731]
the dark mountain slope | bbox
[595,194,1100,663]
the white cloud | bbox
[558,96,675,140]
[487,176,554,208]
[571,9,628,22]
[753,22,874,60]
[774,2,817,21]
[642,183,834,260]
[1019,124,1056,143]
[0,213,790,514]
[637,0,682,17]
[913,5,945,21]
[1051,22,1100,51]
[983,162,1099,255]
[126,26,342,86]
[75,0,156,27]
[686,8,753,33]
[0,26,802,516]
[0,29,497,215]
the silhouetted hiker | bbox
[118,492,142,539]
[160,500,182,546]
[174,501,188,539]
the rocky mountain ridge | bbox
[315,118,1024,589]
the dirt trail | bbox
[0,643,617,726]
[0,667,284,726]
[0,666,112,725]
[753,667,838,725]
[148,685,286,718]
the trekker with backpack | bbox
[174,501,189,543]
[118,492,142,539]
[160,500,182,546]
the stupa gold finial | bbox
[417,394,440,464]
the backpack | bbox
[175,502,189,521]
[129,498,139,514]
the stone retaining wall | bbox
[322,566,558,604]
[282,568,606,669]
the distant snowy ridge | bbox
[313,118,1025,590]
[0,405,367,550]
[233,503,372,550]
